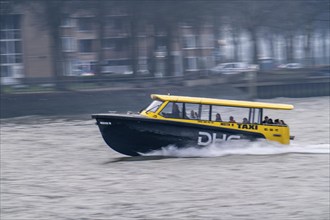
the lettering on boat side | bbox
[220,122,231,126]
[237,124,258,130]
[197,131,240,145]
[197,120,213,124]
[99,121,111,125]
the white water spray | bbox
[142,140,330,157]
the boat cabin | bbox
[140,94,294,144]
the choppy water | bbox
[1,97,329,220]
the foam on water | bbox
[143,140,330,157]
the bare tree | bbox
[17,0,74,89]
[74,0,116,76]
[299,0,329,66]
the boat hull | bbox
[92,114,265,156]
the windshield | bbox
[145,100,163,113]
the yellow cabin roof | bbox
[151,94,294,110]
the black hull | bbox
[92,114,265,156]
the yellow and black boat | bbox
[92,94,294,156]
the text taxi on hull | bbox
[92,94,294,156]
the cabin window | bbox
[160,102,183,119]
[199,104,211,121]
[262,109,288,126]
[145,100,163,113]
[211,106,250,123]
[184,103,200,119]
[248,108,262,124]
[184,104,211,120]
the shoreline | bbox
[1,75,329,119]
[1,84,246,119]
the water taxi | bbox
[92,94,294,156]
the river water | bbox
[1,96,329,220]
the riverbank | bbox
[1,69,329,118]
[0,84,246,119]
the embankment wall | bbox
[1,84,245,119]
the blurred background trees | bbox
[1,0,329,80]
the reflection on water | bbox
[104,156,176,164]
[1,97,329,220]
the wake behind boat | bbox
[92,94,294,156]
